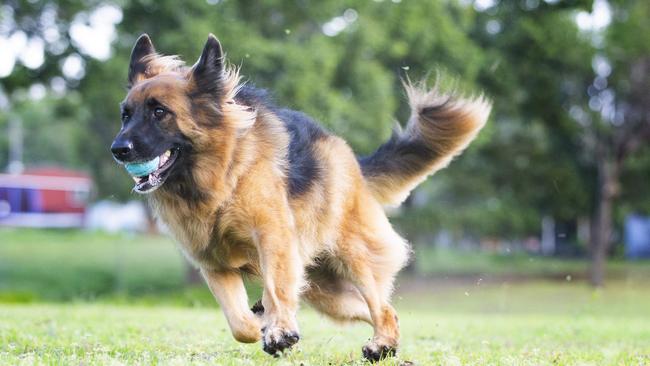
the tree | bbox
[2,0,648,286]
[76,0,489,198]
[0,0,117,171]
[583,0,650,286]
[0,0,111,93]
[409,0,597,241]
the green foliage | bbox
[619,144,650,215]
[607,0,650,59]
[0,93,88,169]
[1,0,649,242]
[0,0,106,93]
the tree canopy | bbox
[1,0,648,268]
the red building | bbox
[0,168,93,228]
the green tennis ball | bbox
[125,157,160,177]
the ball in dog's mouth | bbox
[125,149,179,194]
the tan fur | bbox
[364,79,491,206]
[121,38,490,360]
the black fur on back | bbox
[236,85,327,196]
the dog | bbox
[111,33,490,361]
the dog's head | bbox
[111,34,253,194]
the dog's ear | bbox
[128,34,156,87]
[191,34,225,95]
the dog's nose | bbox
[111,139,134,161]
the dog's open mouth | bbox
[126,149,179,194]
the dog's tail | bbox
[359,79,491,206]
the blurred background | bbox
[0,0,649,307]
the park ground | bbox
[1,229,650,365]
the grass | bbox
[2,281,650,365]
[2,228,648,303]
[2,228,650,364]
[413,246,650,281]
[0,228,188,302]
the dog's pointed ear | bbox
[191,34,225,94]
[128,34,156,87]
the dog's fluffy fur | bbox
[115,34,491,361]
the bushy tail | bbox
[359,80,491,206]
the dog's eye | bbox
[121,112,129,122]
[153,107,166,119]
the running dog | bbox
[111,33,490,361]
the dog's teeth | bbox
[150,174,161,186]
[158,150,171,167]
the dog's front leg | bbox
[253,225,303,356]
[201,268,262,343]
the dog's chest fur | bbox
[149,194,257,272]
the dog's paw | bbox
[250,299,264,316]
[362,340,397,362]
[262,326,300,356]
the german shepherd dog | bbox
[111,34,490,361]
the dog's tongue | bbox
[125,156,160,177]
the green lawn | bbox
[2,281,650,365]
[0,228,184,302]
[2,228,648,303]
[2,229,650,364]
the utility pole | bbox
[7,116,24,174]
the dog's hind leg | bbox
[349,264,401,362]
[338,224,410,362]
[201,269,262,343]
[302,267,372,324]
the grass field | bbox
[2,281,650,365]
[1,229,650,365]
[2,228,648,303]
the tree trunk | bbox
[589,159,619,287]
